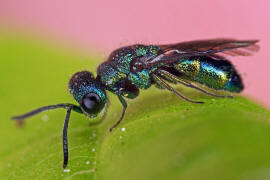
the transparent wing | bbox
[145,39,259,67]
[160,38,259,56]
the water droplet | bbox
[121,127,126,132]
[63,169,70,173]
[86,161,90,165]
[42,115,49,122]
[92,148,96,152]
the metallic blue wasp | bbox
[12,38,259,168]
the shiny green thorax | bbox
[97,45,161,95]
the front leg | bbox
[109,95,127,132]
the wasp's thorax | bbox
[69,71,107,117]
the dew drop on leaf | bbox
[63,169,70,173]
[42,115,49,122]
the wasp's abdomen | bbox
[174,57,244,92]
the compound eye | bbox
[81,93,102,115]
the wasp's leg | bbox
[158,70,234,98]
[63,106,72,168]
[109,95,127,132]
[152,74,204,104]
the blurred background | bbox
[1,1,270,179]
[1,0,270,107]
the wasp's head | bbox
[69,71,107,118]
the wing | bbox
[144,39,259,67]
[160,38,259,56]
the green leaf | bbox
[0,33,270,180]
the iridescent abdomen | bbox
[174,56,244,92]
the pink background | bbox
[1,0,270,107]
